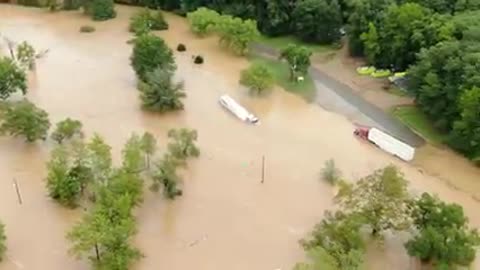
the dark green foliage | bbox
[292,0,343,44]
[138,68,185,112]
[0,57,27,100]
[17,0,42,7]
[279,44,312,81]
[407,0,480,14]
[151,154,183,198]
[240,63,275,94]
[216,14,260,55]
[79,25,96,33]
[361,3,454,70]
[0,223,6,262]
[177,43,186,51]
[51,118,84,144]
[301,211,365,269]
[0,100,50,142]
[194,55,204,64]
[405,193,480,268]
[63,0,82,10]
[85,0,117,21]
[256,0,294,36]
[167,128,200,161]
[130,34,175,81]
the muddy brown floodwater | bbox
[0,4,480,270]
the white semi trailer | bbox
[219,95,259,124]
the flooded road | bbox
[0,5,480,270]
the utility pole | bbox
[261,155,265,184]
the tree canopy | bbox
[51,118,84,144]
[240,63,275,94]
[0,57,27,100]
[279,44,312,81]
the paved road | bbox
[251,43,425,147]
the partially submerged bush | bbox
[240,63,274,94]
[138,68,185,112]
[193,55,204,64]
[129,8,168,35]
[16,41,36,70]
[187,7,220,36]
[79,25,96,33]
[51,118,84,144]
[177,43,186,52]
[321,159,341,185]
[130,34,175,81]
[0,57,27,100]
[84,0,116,21]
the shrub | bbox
[177,43,186,52]
[0,57,27,100]
[129,9,168,36]
[138,68,185,112]
[321,159,341,185]
[51,118,84,144]
[16,41,36,70]
[130,34,176,81]
[85,0,116,21]
[79,25,96,33]
[194,55,204,64]
[240,63,274,94]
[187,7,220,36]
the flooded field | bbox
[1,5,480,270]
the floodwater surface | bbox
[0,5,480,270]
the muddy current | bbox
[0,5,480,270]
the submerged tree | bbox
[405,193,480,268]
[129,8,168,36]
[16,41,36,70]
[279,44,312,81]
[0,57,27,100]
[122,133,146,174]
[140,132,156,170]
[215,15,260,55]
[187,7,220,36]
[51,118,84,144]
[86,134,112,185]
[321,159,341,185]
[335,165,412,237]
[130,34,176,82]
[83,0,116,21]
[167,128,200,162]
[138,68,185,112]
[151,154,182,199]
[0,100,50,142]
[0,222,6,262]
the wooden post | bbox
[13,178,22,205]
[261,155,265,184]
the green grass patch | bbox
[391,106,447,145]
[249,55,316,102]
[257,35,335,53]
[387,86,409,97]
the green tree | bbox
[167,128,200,162]
[140,132,157,169]
[0,57,27,100]
[360,22,380,64]
[86,134,112,184]
[216,15,260,55]
[84,0,116,21]
[187,7,221,36]
[293,247,340,270]
[405,193,480,268]
[0,222,6,262]
[321,159,341,185]
[51,118,84,144]
[240,63,275,94]
[301,211,365,269]
[138,68,185,112]
[16,41,36,70]
[279,44,312,81]
[46,146,85,207]
[450,87,480,161]
[151,154,183,199]
[122,134,146,174]
[292,0,343,44]
[335,165,412,236]
[129,8,168,36]
[0,100,50,142]
[256,0,294,36]
[130,34,176,81]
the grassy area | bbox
[391,106,447,145]
[387,86,409,97]
[249,55,316,102]
[257,35,335,53]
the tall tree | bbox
[138,68,186,112]
[215,15,260,55]
[187,7,221,36]
[279,44,312,81]
[167,128,200,162]
[335,165,412,236]
[130,34,176,81]
[140,132,157,170]
[405,193,480,268]
[292,0,343,44]
[0,57,27,100]
[256,0,295,36]
[0,99,50,142]
[51,118,84,144]
[122,134,146,174]
[86,134,113,185]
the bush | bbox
[0,222,5,262]
[0,99,51,142]
[85,0,116,21]
[130,34,176,81]
[16,41,36,70]
[0,57,27,100]
[129,8,168,35]
[194,55,204,64]
[187,7,220,36]
[240,63,274,94]
[321,159,341,185]
[177,43,186,52]
[216,15,260,55]
[79,25,96,33]
[63,0,82,10]
[138,68,185,112]
[51,118,84,144]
